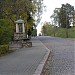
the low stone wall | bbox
[9,41,32,50]
[22,42,32,48]
[9,43,22,50]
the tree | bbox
[0,0,3,19]
[32,29,37,37]
[33,0,44,25]
[59,3,74,28]
[0,0,44,36]
[50,8,60,27]
[72,10,75,27]
[41,22,54,36]
[51,3,74,28]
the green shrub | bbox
[0,19,13,44]
[0,45,9,55]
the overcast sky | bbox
[37,0,75,35]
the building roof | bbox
[15,19,25,23]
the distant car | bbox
[39,33,42,36]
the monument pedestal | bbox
[14,33,26,40]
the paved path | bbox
[38,36,75,75]
[0,37,48,75]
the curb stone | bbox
[33,39,51,75]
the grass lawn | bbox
[51,27,75,38]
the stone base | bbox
[22,42,32,48]
[9,41,32,50]
[9,43,22,50]
[14,33,26,40]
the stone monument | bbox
[14,16,26,40]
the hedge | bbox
[0,45,9,55]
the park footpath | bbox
[0,37,50,75]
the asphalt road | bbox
[38,36,75,75]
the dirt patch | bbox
[41,52,52,75]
